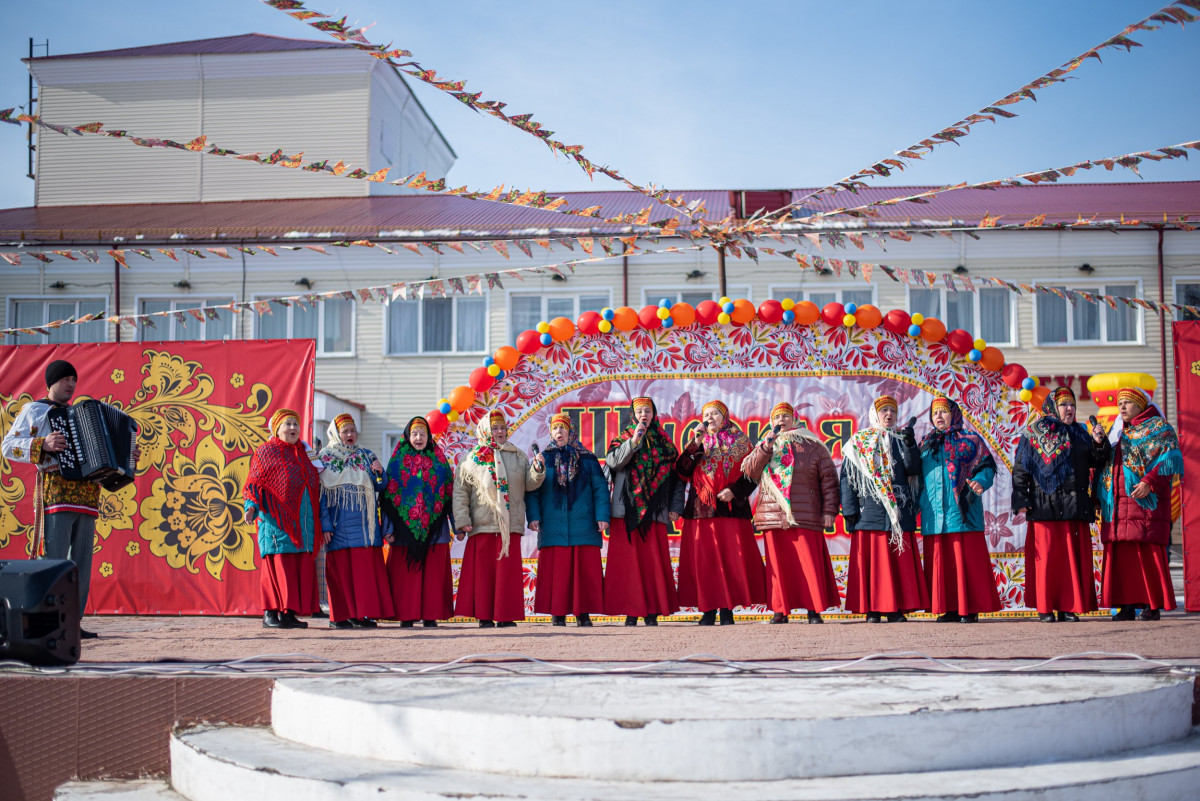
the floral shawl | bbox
[244,435,322,549]
[1099,405,1183,519]
[920,398,995,506]
[382,417,454,567]
[842,405,905,546]
[318,418,380,547]
[1014,392,1081,495]
[693,417,751,510]
[461,416,516,556]
[753,425,823,528]
[608,399,678,539]
[544,427,600,509]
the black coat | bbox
[1011,428,1110,522]
[839,437,922,533]
[675,442,757,520]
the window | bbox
[772,286,874,310]
[388,295,487,354]
[509,292,610,343]
[1035,283,1140,345]
[139,298,235,342]
[906,287,1015,346]
[646,287,752,308]
[255,295,354,355]
[9,297,107,345]
[1176,280,1200,322]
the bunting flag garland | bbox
[767,0,1200,218]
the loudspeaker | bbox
[0,559,80,666]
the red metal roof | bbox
[24,33,346,62]
[0,183,1194,244]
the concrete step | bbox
[171,724,1200,801]
[55,780,184,800]
[271,674,1195,781]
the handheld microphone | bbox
[906,416,917,430]
[1088,415,1099,427]
[531,443,540,456]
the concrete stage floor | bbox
[70,611,1200,665]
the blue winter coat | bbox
[526,450,611,548]
[919,451,995,535]
[319,453,387,551]
[246,493,315,556]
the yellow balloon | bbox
[718,296,732,306]
[717,312,732,325]
[536,321,550,334]
[843,313,856,327]
[973,338,987,351]
[656,307,671,320]
[1031,376,1040,386]
[447,410,459,422]
[598,320,612,333]
[1019,388,1033,402]
[780,298,795,311]
[911,313,925,325]
[487,364,501,377]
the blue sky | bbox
[1,0,1198,210]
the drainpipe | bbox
[1158,228,1168,418]
[622,244,629,306]
[718,246,727,298]
[113,255,122,343]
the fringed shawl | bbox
[608,399,678,540]
[1099,405,1183,520]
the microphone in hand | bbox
[901,416,917,447]
[531,443,540,456]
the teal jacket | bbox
[246,491,316,555]
[526,451,611,548]
[918,453,994,535]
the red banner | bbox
[1174,321,1200,612]
[0,340,315,615]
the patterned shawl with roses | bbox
[382,417,454,567]
[608,398,678,540]
[693,418,752,511]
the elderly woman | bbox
[604,397,683,626]
[453,410,546,627]
[741,401,840,624]
[244,408,322,630]
[840,394,928,623]
[1012,387,1109,622]
[527,411,610,627]
[675,399,765,626]
[318,413,394,629]
[1098,387,1182,621]
[918,397,1001,623]
[381,416,456,627]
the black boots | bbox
[552,615,567,626]
[329,619,354,629]
[263,610,282,629]
[937,612,962,623]
[806,611,823,624]
[1037,613,1056,623]
[698,610,717,626]
[422,620,438,627]
[1111,606,1135,621]
[478,619,496,628]
[1137,608,1161,621]
[770,613,788,624]
[625,616,638,626]
[279,611,308,629]
[886,612,907,623]
[1056,611,1080,622]
[958,613,978,624]
[718,608,735,626]
[644,615,659,626]
[576,614,593,627]
[865,612,882,624]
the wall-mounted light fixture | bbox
[1078,263,1095,274]
[550,273,567,282]
[953,264,969,275]
[48,280,67,290]
[685,269,706,281]
[295,277,314,289]
[173,279,192,289]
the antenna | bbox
[27,37,49,180]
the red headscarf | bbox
[243,435,322,549]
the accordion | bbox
[46,400,138,492]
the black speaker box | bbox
[0,559,81,666]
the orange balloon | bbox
[493,345,519,372]
[448,385,476,413]
[979,346,1005,372]
[1030,386,1051,408]
[612,306,638,331]
[549,316,575,342]
[920,317,947,343]
[854,304,882,329]
[670,302,696,328]
[731,298,756,325]
[793,300,820,325]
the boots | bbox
[576,614,593,627]
[806,611,823,624]
[698,610,717,626]
[770,613,788,624]
[886,612,907,623]
[1111,606,1135,621]
[718,608,735,626]
[328,619,353,629]
[263,610,282,629]
[644,615,659,626]
[625,616,638,627]
[422,620,438,627]
[937,612,962,623]
[865,612,882,624]
[279,611,308,629]
[1056,611,1079,622]
[1037,612,1056,623]
[552,615,567,626]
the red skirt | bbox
[844,530,929,614]
[386,542,455,622]
[325,546,394,623]
[1101,541,1177,610]
[677,517,766,611]
[454,533,526,622]
[923,532,1002,615]
[534,545,604,616]
[260,552,318,616]
[763,527,840,614]
[604,519,679,617]
[1024,521,1098,614]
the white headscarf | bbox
[317,416,378,546]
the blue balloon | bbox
[602,308,615,321]
[1021,377,1035,391]
[908,324,921,336]
[781,309,795,324]
[845,302,858,314]
[539,333,553,346]
[659,297,672,308]
[722,301,735,314]
[495,369,506,380]
[661,317,674,328]
[483,356,495,367]
[969,349,982,362]
[438,402,452,414]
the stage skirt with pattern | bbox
[260,552,318,616]
[385,542,454,622]
[1023,520,1098,615]
[603,518,680,617]
[844,530,929,614]
[325,545,395,623]
[922,531,1002,615]
[534,544,604,616]
[1101,541,1177,610]
[677,517,766,612]
[763,527,841,614]
[454,533,526,622]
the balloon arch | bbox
[433,297,1063,614]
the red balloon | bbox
[638,305,663,330]
[427,410,448,436]
[882,309,912,336]
[757,299,784,324]
[468,366,496,393]
[695,299,721,326]
[516,329,542,355]
[577,310,602,336]
[945,329,974,355]
[821,302,846,327]
[1002,363,1029,389]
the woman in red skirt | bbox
[742,401,840,624]
[604,397,683,626]
[1012,387,1109,622]
[527,412,610,627]
[1098,388,1181,621]
[676,399,765,625]
[840,395,928,622]
[453,411,545,627]
[917,397,1001,623]
[380,416,455,627]
[316,413,394,629]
